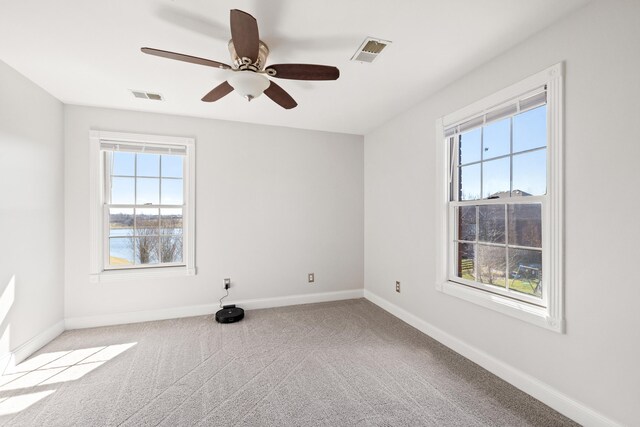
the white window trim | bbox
[89,130,196,283]
[435,63,564,333]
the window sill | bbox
[437,280,564,333]
[89,266,196,283]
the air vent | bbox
[351,37,391,63]
[130,90,163,101]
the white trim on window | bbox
[435,63,564,333]
[89,130,196,283]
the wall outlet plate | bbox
[224,278,231,289]
[308,273,315,283]
[396,281,401,293]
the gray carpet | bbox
[0,299,577,426]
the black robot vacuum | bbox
[215,305,244,323]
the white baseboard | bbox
[65,303,217,330]
[65,288,364,330]
[227,288,364,310]
[363,290,621,427]
[0,320,65,374]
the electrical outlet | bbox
[396,281,401,293]
[224,278,231,289]
[308,273,315,283]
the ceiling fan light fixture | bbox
[141,9,339,109]
[228,71,270,101]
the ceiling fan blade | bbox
[201,81,234,102]
[266,64,340,81]
[141,48,231,70]
[263,81,297,109]
[230,9,259,63]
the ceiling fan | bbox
[141,9,340,109]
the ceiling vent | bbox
[131,90,163,101]
[351,37,391,63]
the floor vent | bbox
[131,90,163,100]
[351,37,391,63]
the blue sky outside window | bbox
[110,153,184,206]
[482,118,510,160]
[513,105,547,152]
[458,104,546,200]
[136,153,160,176]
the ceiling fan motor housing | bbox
[228,40,270,72]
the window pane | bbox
[135,208,159,234]
[160,208,183,235]
[161,179,183,205]
[458,206,476,241]
[482,118,510,160]
[109,208,133,237]
[459,128,481,165]
[109,237,134,266]
[478,205,505,243]
[508,204,542,248]
[457,242,475,281]
[111,177,135,204]
[161,155,183,178]
[508,248,542,297]
[482,157,510,199]
[459,164,481,201]
[111,152,135,176]
[136,153,160,177]
[513,105,546,153]
[136,178,160,205]
[478,245,506,287]
[512,149,546,196]
[161,236,183,263]
[135,236,159,265]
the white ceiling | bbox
[0,0,589,135]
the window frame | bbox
[435,63,564,333]
[89,131,196,283]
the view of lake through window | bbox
[107,152,185,267]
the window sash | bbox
[103,205,188,270]
[448,197,547,307]
[449,101,548,202]
[103,151,186,206]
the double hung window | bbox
[104,145,185,268]
[436,64,563,331]
[89,131,196,281]
[451,91,546,306]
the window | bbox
[435,64,563,332]
[89,131,196,281]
